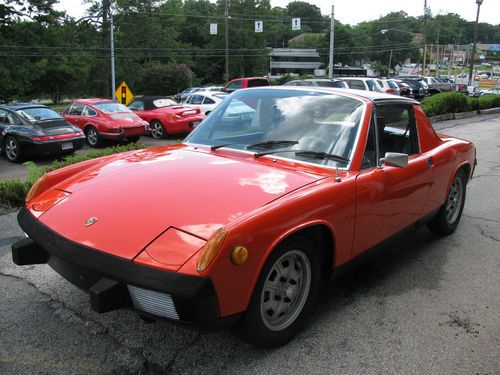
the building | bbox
[268,48,322,78]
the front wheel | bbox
[427,170,467,235]
[240,236,320,347]
[3,136,23,163]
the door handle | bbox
[427,157,434,167]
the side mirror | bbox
[380,152,408,168]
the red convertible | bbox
[128,96,204,139]
[63,99,148,147]
[12,87,476,347]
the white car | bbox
[183,91,228,115]
[376,79,401,95]
[338,77,384,93]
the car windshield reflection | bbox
[17,107,63,121]
[186,89,364,168]
[94,102,132,113]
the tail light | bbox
[32,132,84,142]
[386,89,394,94]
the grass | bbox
[0,142,146,211]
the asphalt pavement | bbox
[0,114,499,374]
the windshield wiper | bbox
[210,139,298,151]
[254,149,349,164]
[246,140,298,150]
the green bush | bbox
[0,143,146,210]
[467,97,480,111]
[421,92,469,117]
[478,94,500,110]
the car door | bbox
[353,103,433,256]
[64,103,85,129]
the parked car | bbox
[0,103,85,163]
[128,96,205,139]
[175,87,204,103]
[339,77,384,92]
[394,80,413,98]
[62,99,148,147]
[182,91,228,116]
[13,87,476,348]
[282,79,348,88]
[479,87,500,96]
[376,79,401,95]
[422,76,453,95]
[396,77,429,101]
[224,77,270,93]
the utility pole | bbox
[388,49,393,77]
[328,5,334,79]
[468,0,484,86]
[224,0,229,82]
[110,10,116,99]
[422,0,429,76]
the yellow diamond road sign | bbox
[115,81,134,105]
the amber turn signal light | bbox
[196,227,227,273]
[231,246,248,265]
[25,173,48,202]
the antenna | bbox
[335,164,341,182]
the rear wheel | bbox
[3,136,23,163]
[240,236,320,347]
[85,125,102,147]
[150,120,166,139]
[427,170,467,235]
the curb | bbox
[429,107,500,123]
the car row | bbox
[12,86,476,347]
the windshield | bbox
[16,107,63,121]
[94,102,131,113]
[186,89,364,168]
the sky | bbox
[55,0,500,26]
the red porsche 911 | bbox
[128,96,205,139]
[63,99,148,147]
[13,87,476,347]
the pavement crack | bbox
[0,270,155,373]
[463,214,500,224]
[474,224,500,242]
[164,332,202,373]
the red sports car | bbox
[63,99,148,147]
[13,87,476,347]
[128,96,204,139]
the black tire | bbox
[239,235,321,347]
[3,136,23,163]
[126,136,141,143]
[149,120,167,139]
[427,170,467,235]
[85,125,103,147]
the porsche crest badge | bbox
[84,217,98,227]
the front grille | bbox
[127,285,179,320]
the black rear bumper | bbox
[12,207,240,329]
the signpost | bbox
[255,20,263,33]
[210,23,217,35]
[115,81,134,105]
[292,18,301,31]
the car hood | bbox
[36,145,325,262]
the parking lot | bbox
[0,114,499,374]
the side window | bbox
[226,80,243,91]
[0,109,8,124]
[361,115,377,169]
[128,101,144,111]
[346,80,366,90]
[83,106,97,116]
[367,80,378,91]
[203,97,216,104]
[248,79,269,88]
[69,103,85,116]
[376,105,419,157]
[191,95,204,105]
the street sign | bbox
[255,20,263,33]
[292,18,301,31]
[210,23,217,35]
[115,81,134,105]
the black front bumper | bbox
[12,207,240,329]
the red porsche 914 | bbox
[12,87,476,347]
